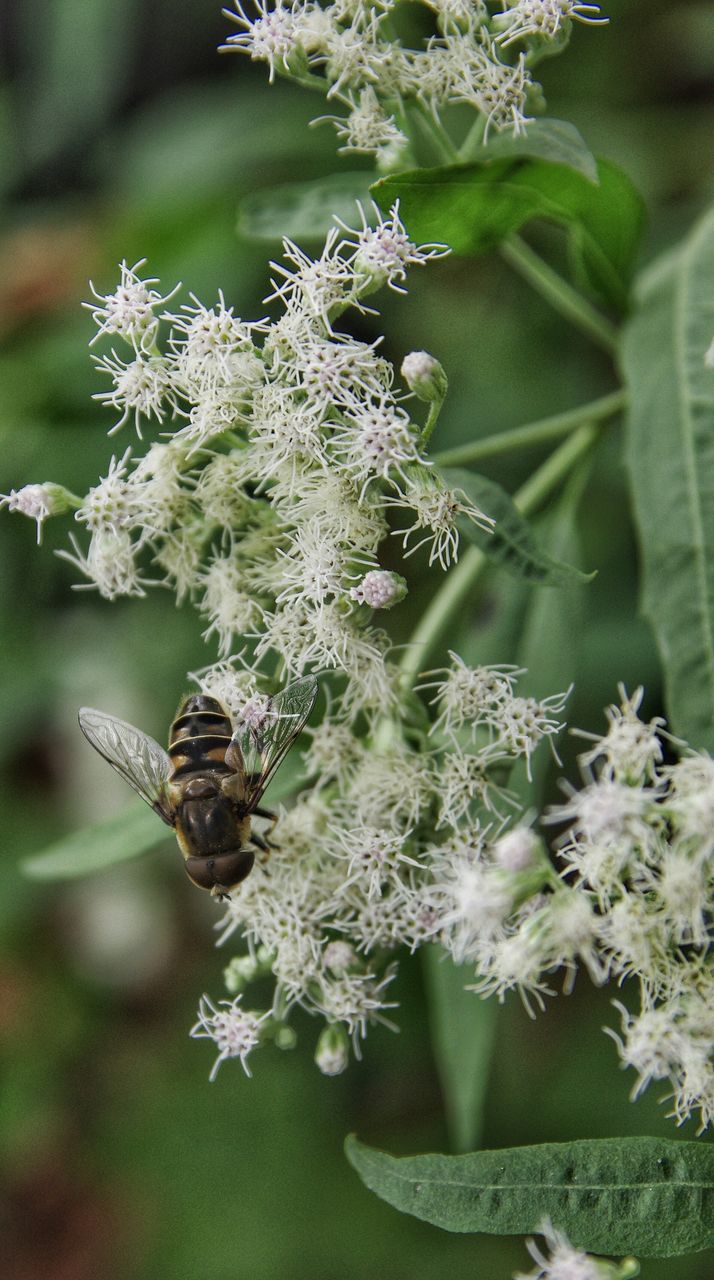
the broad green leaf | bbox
[372,157,643,310]
[475,118,598,183]
[622,205,714,753]
[442,466,594,587]
[238,172,374,242]
[345,1134,714,1257]
[22,803,168,881]
[422,946,497,1153]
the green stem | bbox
[397,421,601,686]
[420,392,448,448]
[410,101,460,165]
[500,234,618,354]
[457,114,487,163]
[432,388,626,468]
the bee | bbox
[78,676,318,898]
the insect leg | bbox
[252,805,279,848]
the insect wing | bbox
[78,707,174,825]
[227,676,318,813]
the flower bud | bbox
[324,940,358,976]
[350,569,407,609]
[274,1025,298,1051]
[223,954,260,994]
[315,1024,350,1076]
[400,350,448,403]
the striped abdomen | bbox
[168,694,233,780]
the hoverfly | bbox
[78,676,318,898]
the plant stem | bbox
[457,115,487,162]
[397,421,601,686]
[410,102,460,165]
[432,388,626,468]
[420,392,448,448]
[500,234,618,354]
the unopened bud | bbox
[223,954,260,994]
[400,351,448,403]
[315,1024,349,1076]
[324,940,358,976]
[274,1025,298,1051]
[350,569,407,610]
[493,827,539,873]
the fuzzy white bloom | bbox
[0,482,76,543]
[576,685,665,784]
[86,259,179,348]
[93,349,178,436]
[389,472,494,569]
[495,1,607,48]
[222,0,306,81]
[191,994,270,1080]
[321,87,408,158]
[342,202,448,293]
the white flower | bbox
[274,517,354,608]
[342,201,448,292]
[58,529,147,600]
[86,259,178,349]
[321,87,408,157]
[332,822,422,900]
[494,689,569,778]
[199,553,264,657]
[315,966,397,1046]
[266,229,355,318]
[576,685,664,785]
[441,37,533,138]
[168,292,264,397]
[607,1000,686,1098]
[222,0,305,81]
[75,450,140,538]
[330,395,426,492]
[495,1,607,49]
[0,482,75,544]
[422,653,519,737]
[191,994,269,1079]
[389,473,494,569]
[93,349,178,437]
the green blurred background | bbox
[1,1,713,1276]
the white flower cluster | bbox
[5,213,497,709]
[222,0,606,163]
[443,684,714,1133]
[197,654,568,1078]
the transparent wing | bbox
[78,707,174,826]
[226,676,318,814]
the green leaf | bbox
[622,205,714,753]
[345,1134,714,1257]
[475,118,598,183]
[422,947,497,1153]
[22,803,168,881]
[238,172,374,242]
[442,466,594,587]
[372,157,643,310]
